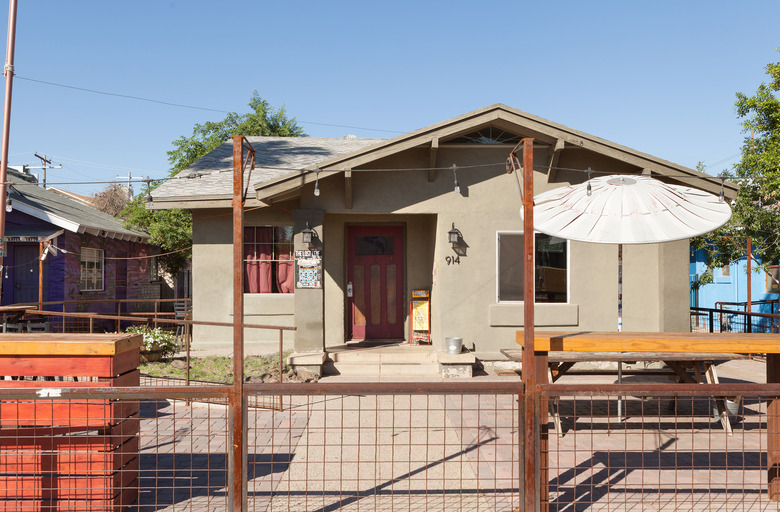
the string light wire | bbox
[6,160,775,189]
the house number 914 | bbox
[445,256,460,265]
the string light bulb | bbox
[719,178,725,203]
[452,164,460,195]
[313,169,320,197]
[586,167,592,196]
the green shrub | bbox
[126,325,178,357]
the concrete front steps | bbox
[323,342,475,378]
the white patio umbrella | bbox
[533,174,732,329]
[531,174,732,416]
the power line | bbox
[16,75,405,135]
[302,120,404,134]
[52,156,165,175]
[16,76,230,113]
[3,159,778,189]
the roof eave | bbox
[13,200,148,243]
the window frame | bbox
[243,225,294,294]
[79,247,105,292]
[496,231,569,304]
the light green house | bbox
[151,104,734,376]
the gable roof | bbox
[8,173,148,242]
[150,104,736,208]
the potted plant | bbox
[126,325,178,362]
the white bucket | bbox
[712,399,740,423]
[446,337,463,355]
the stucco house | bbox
[151,104,735,374]
[1,167,161,328]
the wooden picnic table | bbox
[515,330,780,500]
[502,347,749,434]
[501,348,749,381]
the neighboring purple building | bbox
[1,168,161,326]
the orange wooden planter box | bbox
[0,334,141,512]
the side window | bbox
[498,233,524,301]
[79,247,104,291]
[535,234,567,303]
[497,233,567,303]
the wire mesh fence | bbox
[245,383,523,512]
[6,381,780,511]
[0,382,523,512]
[542,385,780,511]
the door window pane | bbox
[357,236,394,255]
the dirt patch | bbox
[139,352,319,383]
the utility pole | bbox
[30,153,61,188]
[0,0,19,302]
[116,172,146,200]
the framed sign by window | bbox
[295,250,322,289]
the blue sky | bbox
[0,0,778,196]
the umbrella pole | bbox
[618,243,624,420]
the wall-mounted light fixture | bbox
[302,222,314,244]
[448,223,461,247]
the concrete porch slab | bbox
[322,342,477,378]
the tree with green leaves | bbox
[122,92,306,275]
[691,53,780,285]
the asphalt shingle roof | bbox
[153,136,384,200]
[9,173,148,240]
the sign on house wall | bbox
[295,250,322,289]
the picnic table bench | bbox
[502,347,749,434]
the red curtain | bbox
[244,227,273,293]
[277,252,294,293]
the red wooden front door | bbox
[347,226,404,340]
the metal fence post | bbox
[229,135,253,511]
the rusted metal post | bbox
[768,354,780,500]
[279,329,284,411]
[185,304,190,350]
[520,138,539,511]
[229,135,248,511]
[279,329,284,383]
[0,0,18,303]
[186,318,191,387]
[38,241,43,309]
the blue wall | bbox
[690,247,778,314]
[0,211,65,306]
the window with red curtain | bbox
[244,226,294,293]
